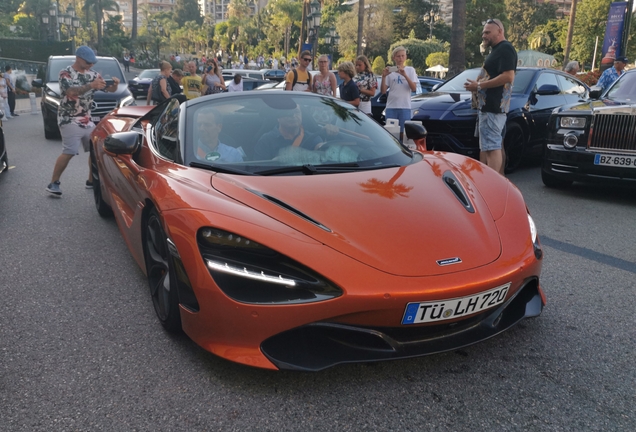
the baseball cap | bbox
[615,56,629,63]
[76,46,98,64]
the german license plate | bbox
[402,283,511,325]
[91,116,100,123]
[594,154,636,168]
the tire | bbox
[0,153,7,173]
[541,169,573,188]
[89,144,113,217]
[144,208,182,333]
[44,122,60,140]
[503,123,525,174]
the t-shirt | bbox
[477,40,517,114]
[181,75,202,99]
[58,65,100,128]
[227,80,243,92]
[151,75,171,103]
[339,79,361,103]
[167,76,182,95]
[285,69,311,91]
[384,66,418,109]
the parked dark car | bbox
[128,68,160,98]
[0,111,7,174]
[261,69,287,81]
[542,69,636,187]
[32,55,135,139]
[371,77,444,123]
[410,67,589,172]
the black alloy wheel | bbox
[89,144,113,217]
[503,123,525,173]
[144,208,182,332]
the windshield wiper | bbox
[189,162,256,176]
[255,163,403,176]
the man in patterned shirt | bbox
[597,56,628,92]
[46,46,119,196]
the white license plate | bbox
[402,283,511,325]
[91,116,101,123]
[594,153,636,168]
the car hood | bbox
[556,98,627,114]
[45,83,131,100]
[411,91,527,119]
[129,78,152,85]
[210,159,502,277]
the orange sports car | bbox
[90,91,545,371]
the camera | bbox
[388,66,398,73]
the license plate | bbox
[91,116,101,123]
[402,283,511,325]
[594,153,636,168]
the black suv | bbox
[32,55,135,139]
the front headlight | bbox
[198,227,342,304]
[452,108,479,117]
[118,95,135,107]
[44,92,61,106]
[559,117,586,128]
[528,214,542,260]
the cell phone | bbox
[388,66,398,73]
[104,79,115,87]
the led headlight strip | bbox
[206,259,297,287]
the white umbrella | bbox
[426,64,448,72]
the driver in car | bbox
[195,108,243,163]
[255,106,338,160]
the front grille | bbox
[589,113,636,153]
[93,100,117,118]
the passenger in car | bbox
[195,108,243,163]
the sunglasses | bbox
[484,19,501,29]
[302,58,312,62]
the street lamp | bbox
[306,0,322,69]
[41,2,80,50]
[324,27,339,66]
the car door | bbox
[527,71,567,145]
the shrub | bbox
[578,70,600,87]
[372,56,385,75]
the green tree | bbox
[372,55,386,74]
[336,1,393,60]
[173,0,202,27]
[426,51,449,67]
[528,19,567,63]
[504,0,557,50]
[464,0,506,68]
[391,0,435,40]
[570,0,612,68]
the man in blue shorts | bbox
[464,19,517,175]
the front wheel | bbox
[143,208,182,332]
[90,144,113,217]
[503,123,525,174]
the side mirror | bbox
[589,86,603,99]
[32,78,43,88]
[535,84,560,96]
[404,121,428,152]
[432,83,441,92]
[104,131,142,155]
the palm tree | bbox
[83,0,120,49]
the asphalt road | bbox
[1,111,635,431]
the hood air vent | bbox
[247,189,332,232]
[442,171,475,213]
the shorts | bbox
[60,123,94,155]
[384,108,411,132]
[358,100,372,114]
[477,112,506,151]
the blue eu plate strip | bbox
[402,303,420,325]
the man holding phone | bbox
[46,46,119,196]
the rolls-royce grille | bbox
[589,113,636,153]
[92,100,117,118]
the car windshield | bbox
[138,69,159,79]
[435,69,534,94]
[47,58,125,83]
[183,93,414,174]
[605,72,636,102]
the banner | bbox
[601,2,628,65]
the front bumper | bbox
[543,144,636,183]
[419,119,479,158]
[261,278,543,371]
